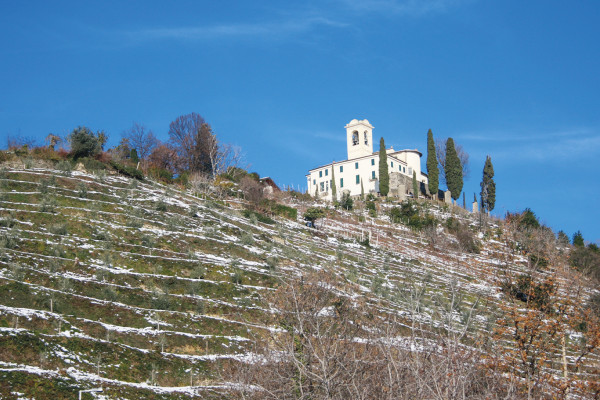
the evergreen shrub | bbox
[32,147,62,161]
[56,160,72,176]
[240,233,255,246]
[81,157,105,172]
[14,145,29,157]
[445,217,479,253]
[110,161,144,180]
[77,182,87,198]
[242,209,275,225]
[69,127,101,159]
[389,201,436,231]
[0,151,11,162]
[231,270,243,284]
[155,199,167,212]
[501,274,555,312]
[339,192,353,210]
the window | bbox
[356,175,360,184]
[326,181,329,191]
[403,167,406,173]
[319,171,322,178]
[399,165,401,171]
[352,131,359,145]
[320,182,324,192]
[364,131,368,145]
[340,165,343,173]
[355,162,359,169]
[391,161,394,168]
[340,178,344,188]
[325,169,328,176]
[313,179,316,185]
[371,159,375,166]
[408,167,413,176]
[372,171,376,179]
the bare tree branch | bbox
[435,138,470,185]
[167,113,214,173]
[123,123,159,167]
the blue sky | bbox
[1,0,599,243]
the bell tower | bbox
[346,119,374,159]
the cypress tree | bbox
[130,148,140,165]
[412,171,418,199]
[557,230,570,246]
[480,155,496,213]
[444,138,463,200]
[573,231,585,247]
[331,164,337,200]
[521,208,540,229]
[378,137,389,196]
[360,179,365,199]
[426,129,439,197]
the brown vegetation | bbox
[226,270,521,399]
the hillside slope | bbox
[0,165,598,399]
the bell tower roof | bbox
[345,119,373,129]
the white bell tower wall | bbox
[346,119,374,159]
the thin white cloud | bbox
[91,1,464,48]
[536,135,600,159]
[125,17,346,42]
[464,128,600,162]
[458,128,593,143]
[337,0,466,16]
[265,127,348,166]
[312,131,347,143]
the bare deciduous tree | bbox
[45,134,61,150]
[168,113,245,179]
[227,269,518,399]
[148,144,179,174]
[7,134,37,150]
[227,270,374,399]
[209,141,244,180]
[123,123,159,167]
[240,176,264,207]
[435,138,470,184]
[189,172,214,197]
[168,113,213,174]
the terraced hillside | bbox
[0,165,598,399]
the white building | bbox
[306,119,428,201]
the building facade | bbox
[306,119,428,201]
